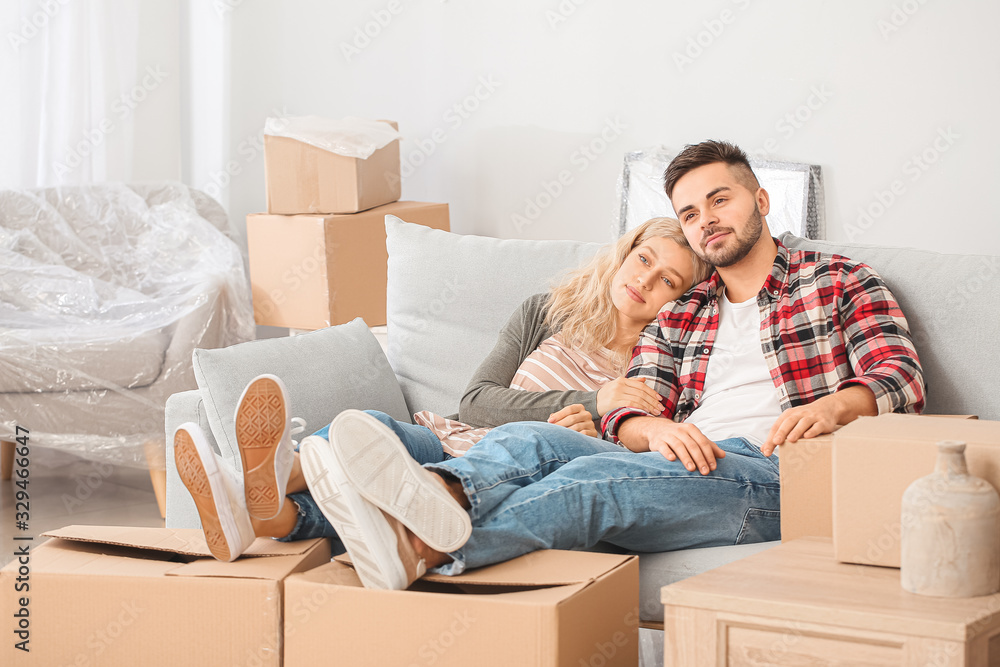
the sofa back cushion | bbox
[385,216,600,418]
[780,233,999,420]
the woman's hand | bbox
[597,377,663,416]
[547,404,599,438]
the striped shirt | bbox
[415,333,617,456]
[601,240,926,443]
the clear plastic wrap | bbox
[263,115,401,159]
[0,182,255,468]
[616,146,825,239]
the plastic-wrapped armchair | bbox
[0,182,254,515]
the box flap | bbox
[335,549,634,586]
[10,538,182,577]
[166,540,327,580]
[837,414,998,445]
[42,525,319,558]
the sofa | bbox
[164,215,1000,650]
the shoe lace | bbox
[290,417,307,448]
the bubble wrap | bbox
[0,182,254,468]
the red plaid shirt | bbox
[601,240,925,443]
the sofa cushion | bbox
[385,215,601,417]
[0,325,169,392]
[191,318,409,466]
[779,233,999,420]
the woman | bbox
[174,217,711,562]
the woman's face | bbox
[611,237,696,323]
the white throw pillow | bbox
[385,215,600,417]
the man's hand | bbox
[618,417,725,475]
[762,385,877,455]
[547,404,599,437]
[596,377,663,416]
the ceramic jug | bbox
[901,440,1000,597]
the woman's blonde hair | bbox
[544,217,712,373]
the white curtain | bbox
[0,0,183,189]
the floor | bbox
[0,445,163,569]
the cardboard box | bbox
[264,120,400,215]
[833,414,998,568]
[284,549,640,667]
[780,414,979,544]
[247,201,450,329]
[0,525,330,666]
[779,433,835,542]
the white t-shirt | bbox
[683,288,783,450]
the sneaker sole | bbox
[329,410,472,553]
[174,427,240,562]
[300,437,407,590]
[235,376,289,520]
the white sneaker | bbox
[234,374,296,520]
[299,435,426,590]
[328,409,472,553]
[174,423,256,562]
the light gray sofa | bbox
[165,216,1000,634]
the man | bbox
[303,140,925,590]
[605,140,924,468]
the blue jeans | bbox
[278,410,449,546]
[423,422,781,575]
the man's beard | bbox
[697,205,763,268]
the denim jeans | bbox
[278,410,449,545]
[423,422,781,575]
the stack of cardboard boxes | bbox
[247,119,451,331]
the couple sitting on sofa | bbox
[175,140,926,591]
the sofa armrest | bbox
[164,389,213,529]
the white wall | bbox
[199,0,999,257]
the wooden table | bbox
[661,538,1000,666]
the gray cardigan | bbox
[457,293,602,428]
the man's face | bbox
[670,162,766,268]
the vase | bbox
[901,440,1000,597]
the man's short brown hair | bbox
[663,140,760,199]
